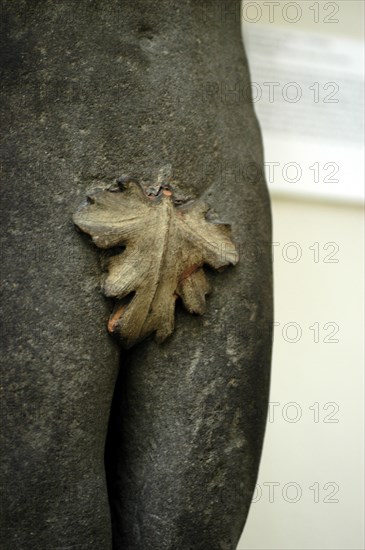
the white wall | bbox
[238,198,364,550]
[238,2,364,548]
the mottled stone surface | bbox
[0,1,272,549]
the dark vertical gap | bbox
[104,349,130,549]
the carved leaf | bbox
[73,181,238,348]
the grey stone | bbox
[0,1,273,549]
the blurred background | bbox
[238,1,364,549]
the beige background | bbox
[239,2,364,549]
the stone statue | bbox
[0,1,273,549]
